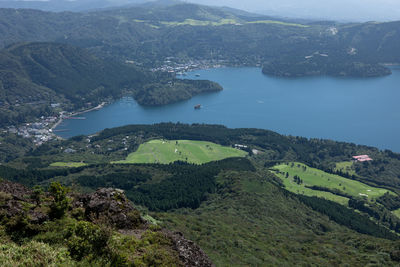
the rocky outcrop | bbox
[0,179,48,224]
[74,188,144,229]
[166,231,215,267]
[0,181,214,266]
[0,179,31,200]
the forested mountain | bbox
[0,42,221,125]
[262,56,392,77]
[2,123,400,265]
[0,0,149,12]
[0,3,399,69]
[2,42,148,104]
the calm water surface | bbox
[56,67,400,152]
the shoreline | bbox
[70,101,107,117]
[50,102,107,132]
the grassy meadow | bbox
[272,162,392,205]
[247,20,309,27]
[158,18,308,27]
[50,162,88,168]
[334,161,356,175]
[393,208,400,219]
[114,139,247,164]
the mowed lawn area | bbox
[50,162,88,168]
[334,161,356,176]
[273,162,393,205]
[114,139,248,164]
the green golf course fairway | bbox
[114,139,248,164]
[273,162,393,205]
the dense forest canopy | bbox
[0,42,221,125]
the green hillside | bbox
[0,42,222,125]
[3,123,400,265]
[0,180,211,266]
[156,170,398,265]
[114,139,247,164]
[272,162,392,205]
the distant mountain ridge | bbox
[0,0,150,12]
[0,3,398,68]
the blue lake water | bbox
[56,67,400,152]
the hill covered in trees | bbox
[0,42,221,125]
[0,3,398,69]
[262,56,391,77]
[3,123,400,264]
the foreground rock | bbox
[73,187,144,229]
[0,181,215,266]
[75,187,215,266]
[166,231,215,267]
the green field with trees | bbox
[3,123,400,264]
[114,139,247,164]
[156,170,399,265]
[272,162,392,205]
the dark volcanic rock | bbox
[0,179,32,200]
[74,188,144,229]
[166,231,215,267]
[0,181,215,266]
[0,180,48,223]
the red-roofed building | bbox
[353,155,373,162]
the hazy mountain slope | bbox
[0,4,398,67]
[0,0,150,12]
[337,21,400,63]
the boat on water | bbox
[194,104,201,109]
[195,73,200,77]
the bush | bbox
[108,232,177,266]
[65,221,110,261]
[0,241,75,266]
[48,182,70,219]
[5,215,40,242]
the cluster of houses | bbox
[150,58,226,74]
[7,116,59,145]
[352,155,373,162]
